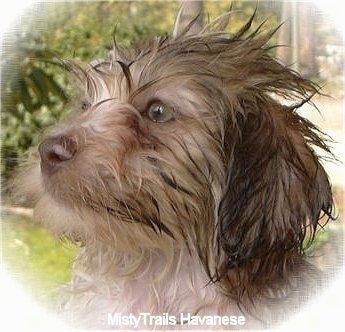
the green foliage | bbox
[2,214,79,305]
[1,43,68,179]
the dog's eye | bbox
[146,103,175,123]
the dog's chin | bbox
[33,195,86,238]
[31,185,176,253]
[32,194,111,245]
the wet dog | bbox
[17,10,335,329]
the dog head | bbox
[19,12,335,304]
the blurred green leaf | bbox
[2,214,79,304]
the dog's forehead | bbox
[85,40,198,104]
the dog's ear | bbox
[217,95,334,297]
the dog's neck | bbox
[73,246,214,303]
[61,247,231,328]
[65,246,239,325]
[63,245,273,329]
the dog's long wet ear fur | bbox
[217,91,335,303]
[168,10,336,307]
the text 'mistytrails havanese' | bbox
[17,7,336,330]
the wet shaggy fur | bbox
[17,11,335,329]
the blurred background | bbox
[1,0,344,309]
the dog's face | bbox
[19,13,334,302]
[33,41,227,252]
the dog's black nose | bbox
[39,135,77,173]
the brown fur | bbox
[16,11,335,329]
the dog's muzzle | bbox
[39,135,77,174]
